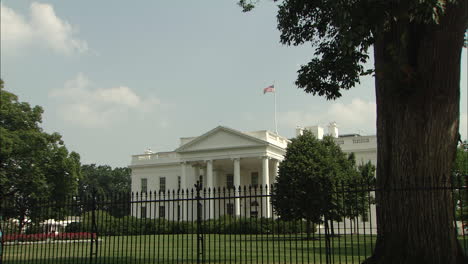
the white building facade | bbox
[130,126,289,220]
[130,123,377,224]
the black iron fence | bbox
[1,182,466,264]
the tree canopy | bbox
[271,131,356,224]
[453,142,468,221]
[0,80,82,226]
[78,164,131,217]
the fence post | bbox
[195,181,204,264]
[89,191,98,264]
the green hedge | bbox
[68,210,316,236]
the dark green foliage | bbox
[271,131,356,224]
[66,211,314,236]
[64,222,81,233]
[25,224,46,235]
[78,164,131,217]
[453,142,468,221]
[341,161,376,221]
[0,219,19,235]
[0,80,81,227]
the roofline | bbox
[174,126,271,152]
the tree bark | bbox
[364,2,468,264]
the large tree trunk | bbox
[364,2,468,264]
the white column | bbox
[271,159,279,219]
[233,158,241,216]
[181,162,187,190]
[206,160,214,219]
[262,156,271,218]
[180,162,187,220]
[272,159,279,183]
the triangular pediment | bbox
[176,126,267,153]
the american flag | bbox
[263,85,275,94]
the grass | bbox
[2,234,467,264]
[3,233,376,264]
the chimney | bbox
[327,122,339,138]
[304,125,324,139]
[144,148,154,154]
[295,126,304,136]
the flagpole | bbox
[274,81,278,134]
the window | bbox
[199,175,203,188]
[141,178,148,193]
[251,172,259,187]
[177,176,181,190]
[197,204,203,218]
[353,138,369,144]
[227,203,234,216]
[159,205,165,218]
[140,206,147,219]
[250,200,259,218]
[335,140,345,145]
[226,174,234,189]
[159,177,166,193]
[361,212,369,222]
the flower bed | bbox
[2,232,96,242]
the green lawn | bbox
[2,234,467,264]
[3,233,376,264]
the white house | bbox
[129,123,377,224]
[129,126,289,220]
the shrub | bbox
[64,222,82,232]
[3,232,96,242]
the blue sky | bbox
[2,1,467,168]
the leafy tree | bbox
[0,80,81,229]
[453,141,467,221]
[453,141,468,179]
[342,160,376,232]
[78,164,131,217]
[271,131,354,237]
[239,1,467,262]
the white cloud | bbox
[0,3,33,49]
[279,98,377,135]
[1,2,87,54]
[50,73,160,127]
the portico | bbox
[178,156,279,218]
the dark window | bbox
[177,176,181,190]
[197,204,203,218]
[227,203,234,216]
[250,200,259,218]
[251,172,259,187]
[226,174,234,189]
[159,205,165,218]
[159,177,166,193]
[141,178,148,193]
[141,206,147,219]
[361,212,369,222]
